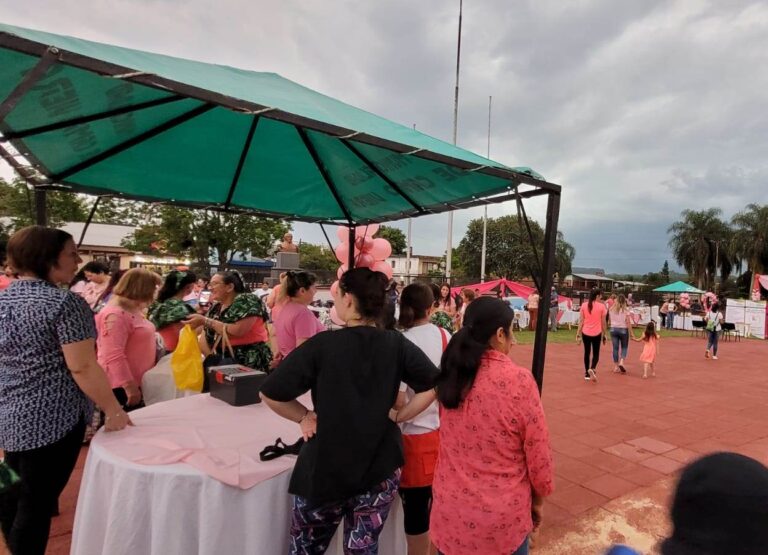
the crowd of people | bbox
[0,225,759,555]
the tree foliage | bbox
[92,197,157,227]
[455,215,575,283]
[667,208,733,289]
[297,243,339,272]
[730,203,768,275]
[123,207,290,270]
[374,225,407,255]
[0,178,87,228]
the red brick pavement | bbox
[44,335,768,554]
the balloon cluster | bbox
[679,293,691,311]
[328,224,393,326]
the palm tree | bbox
[731,203,768,275]
[668,208,732,289]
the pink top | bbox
[274,301,324,357]
[639,335,659,363]
[0,275,12,292]
[96,305,157,388]
[609,307,630,329]
[431,350,554,555]
[82,281,108,309]
[580,301,607,336]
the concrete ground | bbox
[45,333,768,554]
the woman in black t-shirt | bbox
[261,268,439,554]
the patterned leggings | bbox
[290,469,401,555]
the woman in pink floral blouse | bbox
[431,297,554,555]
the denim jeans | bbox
[611,328,629,362]
[666,313,675,329]
[707,330,719,355]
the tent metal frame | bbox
[0,29,561,391]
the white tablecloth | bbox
[71,401,406,555]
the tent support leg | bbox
[347,225,356,270]
[532,191,560,393]
[34,188,47,226]
[78,196,101,247]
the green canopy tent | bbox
[0,23,562,389]
[653,281,704,294]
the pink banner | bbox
[451,279,571,307]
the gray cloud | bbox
[1,0,766,275]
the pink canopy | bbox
[451,278,571,306]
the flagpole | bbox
[480,95,491,283]
[445,0,462,284]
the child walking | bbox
[633,321,660,379]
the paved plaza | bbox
[46,334,768,554]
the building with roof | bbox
[564,272,615,292]
[385,254,442,282]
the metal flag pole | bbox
[406,123,415,285]
[480,95,491,283]
[445,0,462,283]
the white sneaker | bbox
[712,356,718,360]
[584,376,591,381]
[588,369,598,383]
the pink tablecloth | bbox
[97,393,305,489]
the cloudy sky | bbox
[1,0,766,274]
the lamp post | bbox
[445,0,463,283]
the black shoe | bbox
[619,364,627,373]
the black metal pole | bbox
[34,188,47,226]
[532,192,561,392]
[347,225,356,270]
[78,196,101,247]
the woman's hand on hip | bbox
[299,410,317,441]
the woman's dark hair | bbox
[587,288,601,313]
[429,283,442,308]
[711,302,720,313]
[399,283,434,329]
[339,267,388,319]
[158,269,198,302]
[6,226,73,281]
[437,297,514,409]
[97,269,127,305]
[69,268,87,288]
[217,270,247,294]
[82,260,110,275]
[285,270,317,297]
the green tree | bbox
[298,243,339,272]
[123,206,290,270]
[92,197,157,227]
[731,203,768,275]
[455,215,575,283]
[668,208,733,289]
[661,260,670,284]
[374,225,407,255]
[0,178,87,228]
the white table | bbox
[71,397,405,555]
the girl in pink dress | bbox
[633,321,661,379]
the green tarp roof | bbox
[0,23,559,224]
[652,281,704,294]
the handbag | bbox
[203,324,237,392]
[171,324,204,392]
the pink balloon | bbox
[330,280,339,297]
[356,253,375,268]
[355,236,374,252]
[337,226,354,242]
[335,242,350,264]
[370,238,392,261]
[337,264,349,280]
[329,306,345,326]
[371,260,394,279]
[355,224,379,238]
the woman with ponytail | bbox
[273,270,324,359]
[148,270,197,352]
[576,288,608,382]
[396,283,447,554]
[260,268,439,554]
[431,297,554,555]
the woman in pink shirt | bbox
[273,271,324,361]
[431,297,554,555]
[576,289,608,383]
[96,268,162,408]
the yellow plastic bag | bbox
[171,325,204,392]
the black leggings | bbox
[582,333,602,374]
[0,419,85,555]
[399,486,432,535]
